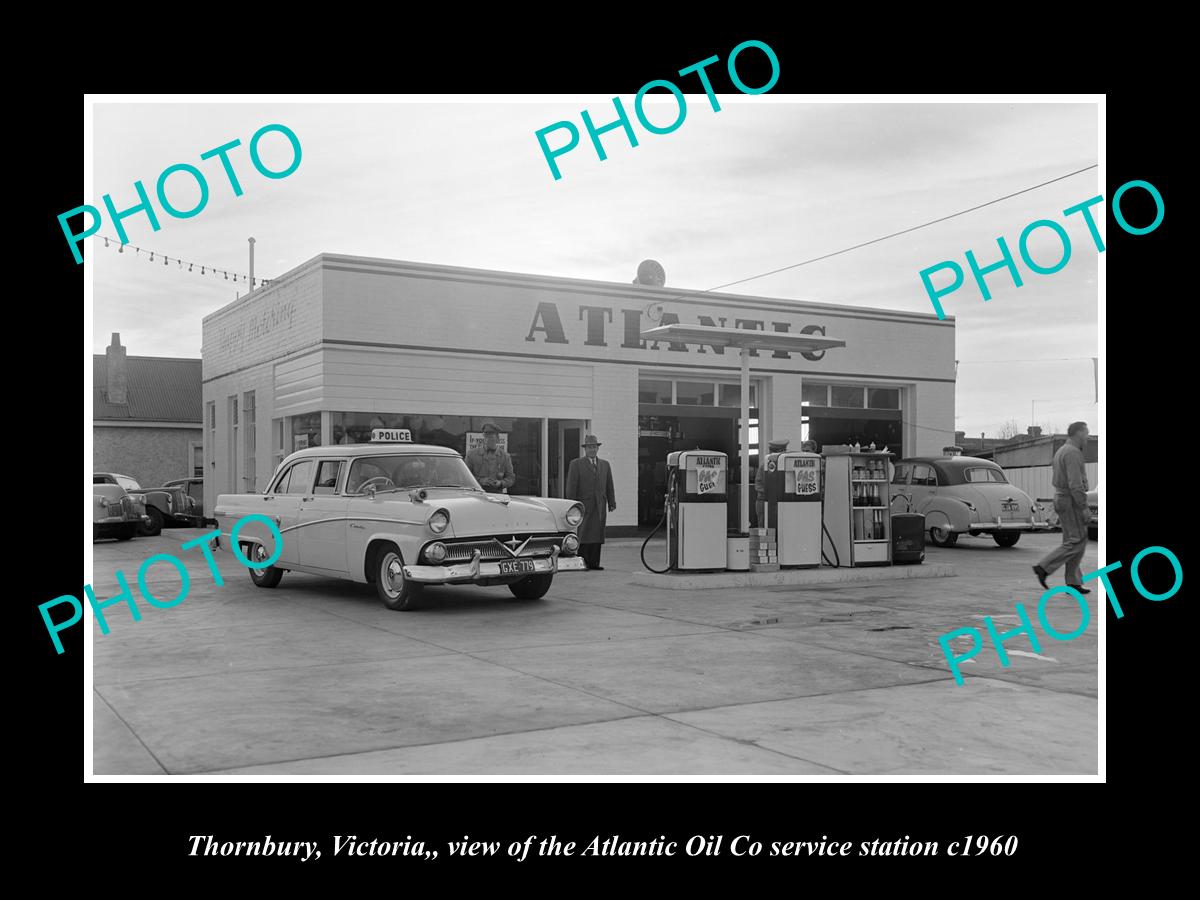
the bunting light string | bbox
[95,235,274,287]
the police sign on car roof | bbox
[371,428,412,443]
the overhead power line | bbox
[705,165,1099,293]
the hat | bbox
[768,438,790,451]
[582,434,602,447]
[482,422,501,434]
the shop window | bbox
[638,379,672,404]
[718,383,758,408]
[831,385,865,408]
[676,381,715,406]
[868,388,900,409]
[291,412,321,451]
[802,383,829,406]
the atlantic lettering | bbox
[525,301,826,361]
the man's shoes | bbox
[1033,565,1049,589]
[1068,584,1091,594]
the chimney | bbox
[106,333,128,405]
[1027,425,1042,438]
[954,430,966,444]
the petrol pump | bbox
[764,450,824,567]
[664,450,728,571]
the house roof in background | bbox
[94,355,202,423]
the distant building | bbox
[93,333,203,488]
[976,426,1099,498]
[954,430,1010,456]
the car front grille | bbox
[435,535,564,563]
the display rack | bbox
[823,452,893,566]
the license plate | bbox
[499,559,536,575]
[1001,502,1019,511]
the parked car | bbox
[213,431,587,611]
[890,456,1052,548]
[94,472,204,535]
[163,477,210,523]
[1087,485,1098,540]
[92,478,151,541]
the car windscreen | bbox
[346,455,480,492]
[115,475,141,491]
[964,467,1008,484]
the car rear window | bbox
[965,467,1007,483]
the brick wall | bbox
[94,426,202,489]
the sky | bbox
[90,98,1099,438]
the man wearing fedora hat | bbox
[565,433,617,570]
[755,437,791,527]
[466,422,515,493]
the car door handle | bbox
[263,495,274,502]
[301,496,314,502]
[349,522,364,529]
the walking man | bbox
[466,423,515,493]
[1034,421,1091,593]
[565,434,616,570]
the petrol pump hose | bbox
[640,469,676,574]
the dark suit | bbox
[565,455,616,569]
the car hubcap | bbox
[383,554,404,597]
[932,527,948,542]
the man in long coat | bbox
[565,433,617,570]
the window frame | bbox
[272,459,316,495]
[910,464,938,487]
[313,459,345,495]
[964,466,1008,484]
[891,463,911,486]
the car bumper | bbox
[967,521,1053,533]
[403,548,586,584]
[96,515,152,526]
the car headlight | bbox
[428,508,450,534]
[425,541,448,563]
[563,533,580,553]
[565,504,584,527]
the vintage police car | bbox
[890,455,1051,548]
[213,429,586,610]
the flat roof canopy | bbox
[640,324,847,353]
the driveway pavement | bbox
[90,530,1099,775]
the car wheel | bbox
[244,542,284,588]
[116,524,136,541]
[508,573,554,600]
[375,544,423,611]
[138,507,164,537]
[928,526,958,547]
[993,532,1021,548]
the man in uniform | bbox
[565,434,617,570]
[466,423,515,493]
[755,437,790,528]
[1034,421,1091,593]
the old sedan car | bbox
[213,430,587,611]
[92,478,151,541]
[1086,485,1098,540]
[162,477,211,525]
[95,472,202,536]
[890,456,1051,548]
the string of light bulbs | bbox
[94,234,273,287]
